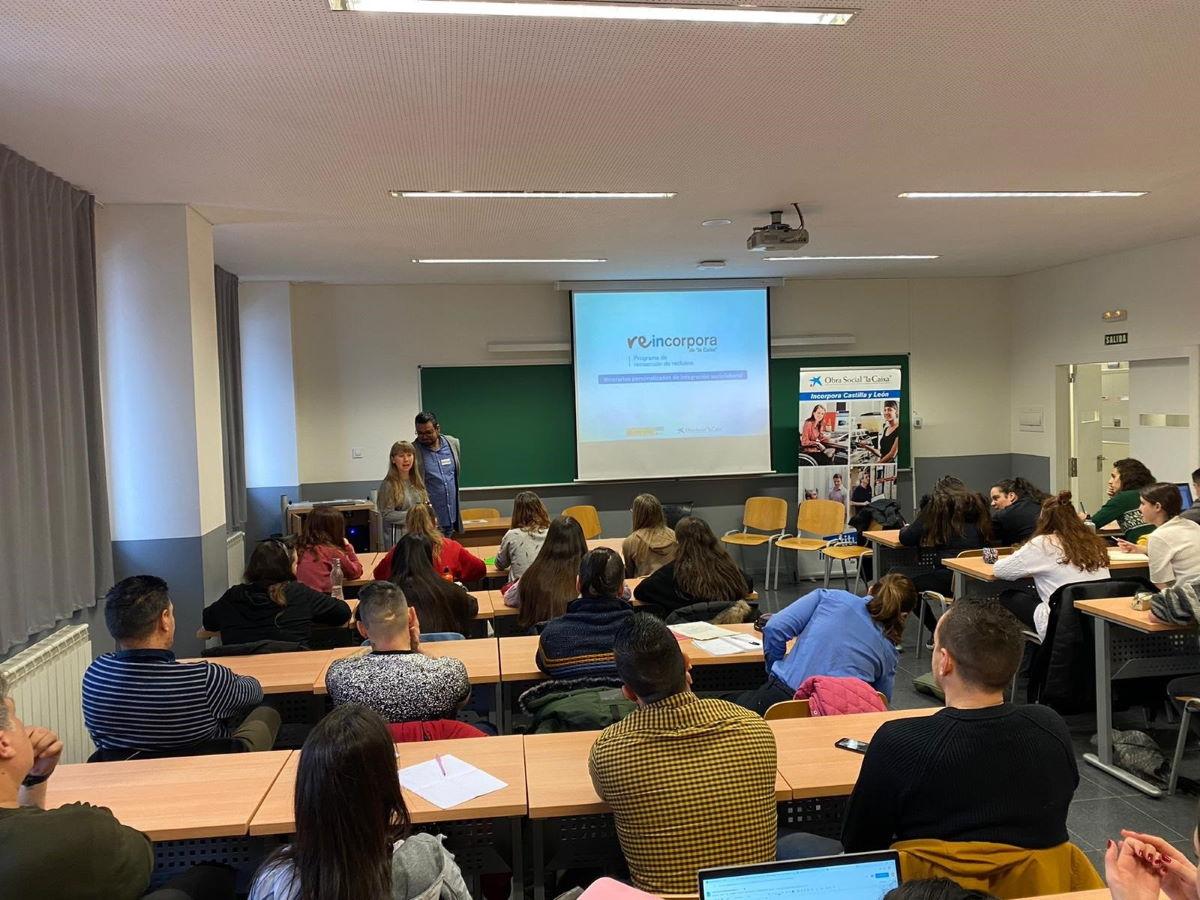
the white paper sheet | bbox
[1108,550,1149,562]
[668,622,739,640]
[691,634,763,656]
[398,754,507,809]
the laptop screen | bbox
[1179,483,1194,509]
[699,852,900,900]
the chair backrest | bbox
[763,699,812,721]
[419,631,466,642]
[387,720,488,742]
[563,504,602,539]
[461,506,501,520]
[796,499,846,538]
[742,496,788,532]
[895,839,1103,896]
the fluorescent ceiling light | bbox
[765,255,939,261]
[336,0,856,25]
[393,190,674,199]
[899,191,1147,199]
[413,258,607,264]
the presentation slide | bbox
[571,287,772,481]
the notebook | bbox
[699,851,901,900]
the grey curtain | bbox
[215,265,247,533]
[0,145,113,655]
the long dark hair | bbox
[389,533,471,634]
[299,506,346,552]
[518,516,587,630]
[1033,491,1109,571]
[916,476,993,547]
[257,704,409,900]
[1113,458,1156,492]
[673,516,748,603]
[992,477,1049,503]
[244,539,297,607]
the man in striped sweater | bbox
[82,575,280,756]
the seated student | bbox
[988,477,1048,544]
[198,538,351,646]
[621,493,678,578]
[590,613,827,896]
[295,505,363,592]
[992,491,1111,638]
[249,703,470,900]
[83,576,280,756]
[1117,482,1200,588]
[734,574,917,714]
[0,673,155,898]
[373,504,486,583]
[378,440,428,549]
[495,490,551,583]
[326,581,470,724]
[388,534,478,635]
[536,547,633,680]
[503,515,588,631]
[1184,467,1200,525]
[899,476,991,636]
[1085,457,1157,532]
[841,600,1076,853]
[634,516,752,619]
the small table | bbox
[179,650,335,695]
[347,551,388,587]
[250,736,527,895]
[46,750,293,841]
[1075,598,1200,797]
[860,530,909,579]
[459,516,512,548]
[942,550,1150,601]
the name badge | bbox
[441,458,452,466]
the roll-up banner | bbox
[798,366,902,535]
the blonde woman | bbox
[372,504,485,584]
[622,493,678,577]
[495,491,552,583]
[378,441,427,549]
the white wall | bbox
[289,277,1013,485]
[240,281,299,488]
[1008,233,1200,483]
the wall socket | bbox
[912,415,923,430]
[351,447,364,459]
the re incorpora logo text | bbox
[626,335,718,350]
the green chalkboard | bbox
[420,354,910,487]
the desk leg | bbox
[510,817,524,900]
[494,683,504,733]
[532,819,545,900]
[951,570,964,600]
[1083,617,1164,797]
[500,683,513,736]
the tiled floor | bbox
[755,580,1200,882]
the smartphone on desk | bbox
[834,738,870,754]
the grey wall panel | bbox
[246,485,299,545]
[111,535,208,658]
[1010,454,1053,492]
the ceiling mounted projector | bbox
[747,204,809,252]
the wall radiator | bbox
[227,530,245,588]
[0,625,94,764]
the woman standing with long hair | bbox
[504,515,589,631]
[993,491,1111,637]
[248,704,469,900]
[634,516,752,618]
[378,441,428,549]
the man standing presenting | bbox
[414,411,462,536]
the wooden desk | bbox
[179,650,335,694]
[482,537,626,578]
[250,735,526,834]
[348,551,388,587]
[942,549,1149,600]
[1076,597,1199,798]
[45,751,292,841]
[769,709,935,799]
[860,529,909,578]
[460,516,512,548]
[313,638,502,695]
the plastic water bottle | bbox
[330,558,344,600]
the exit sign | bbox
[1104,332,1129,346]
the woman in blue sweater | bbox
[535,547,633,680]
[735,574,917,714]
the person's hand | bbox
[1106,837,1165,900]
[1121,830,1199,900]
[1116,539,1148,555]
[1078,511,1089,521]
[409,618,421,653]
[25,727,63,779]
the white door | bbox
[1070,363,1106,513]
[1129,357,1192,483]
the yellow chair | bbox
[773,499,848,590]
[763,699,811,720]
[721,497,789,587]
[562,504,602,540]
[460,507,501,521]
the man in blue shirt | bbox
[734,577,916,715]
[413,410,462,535]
